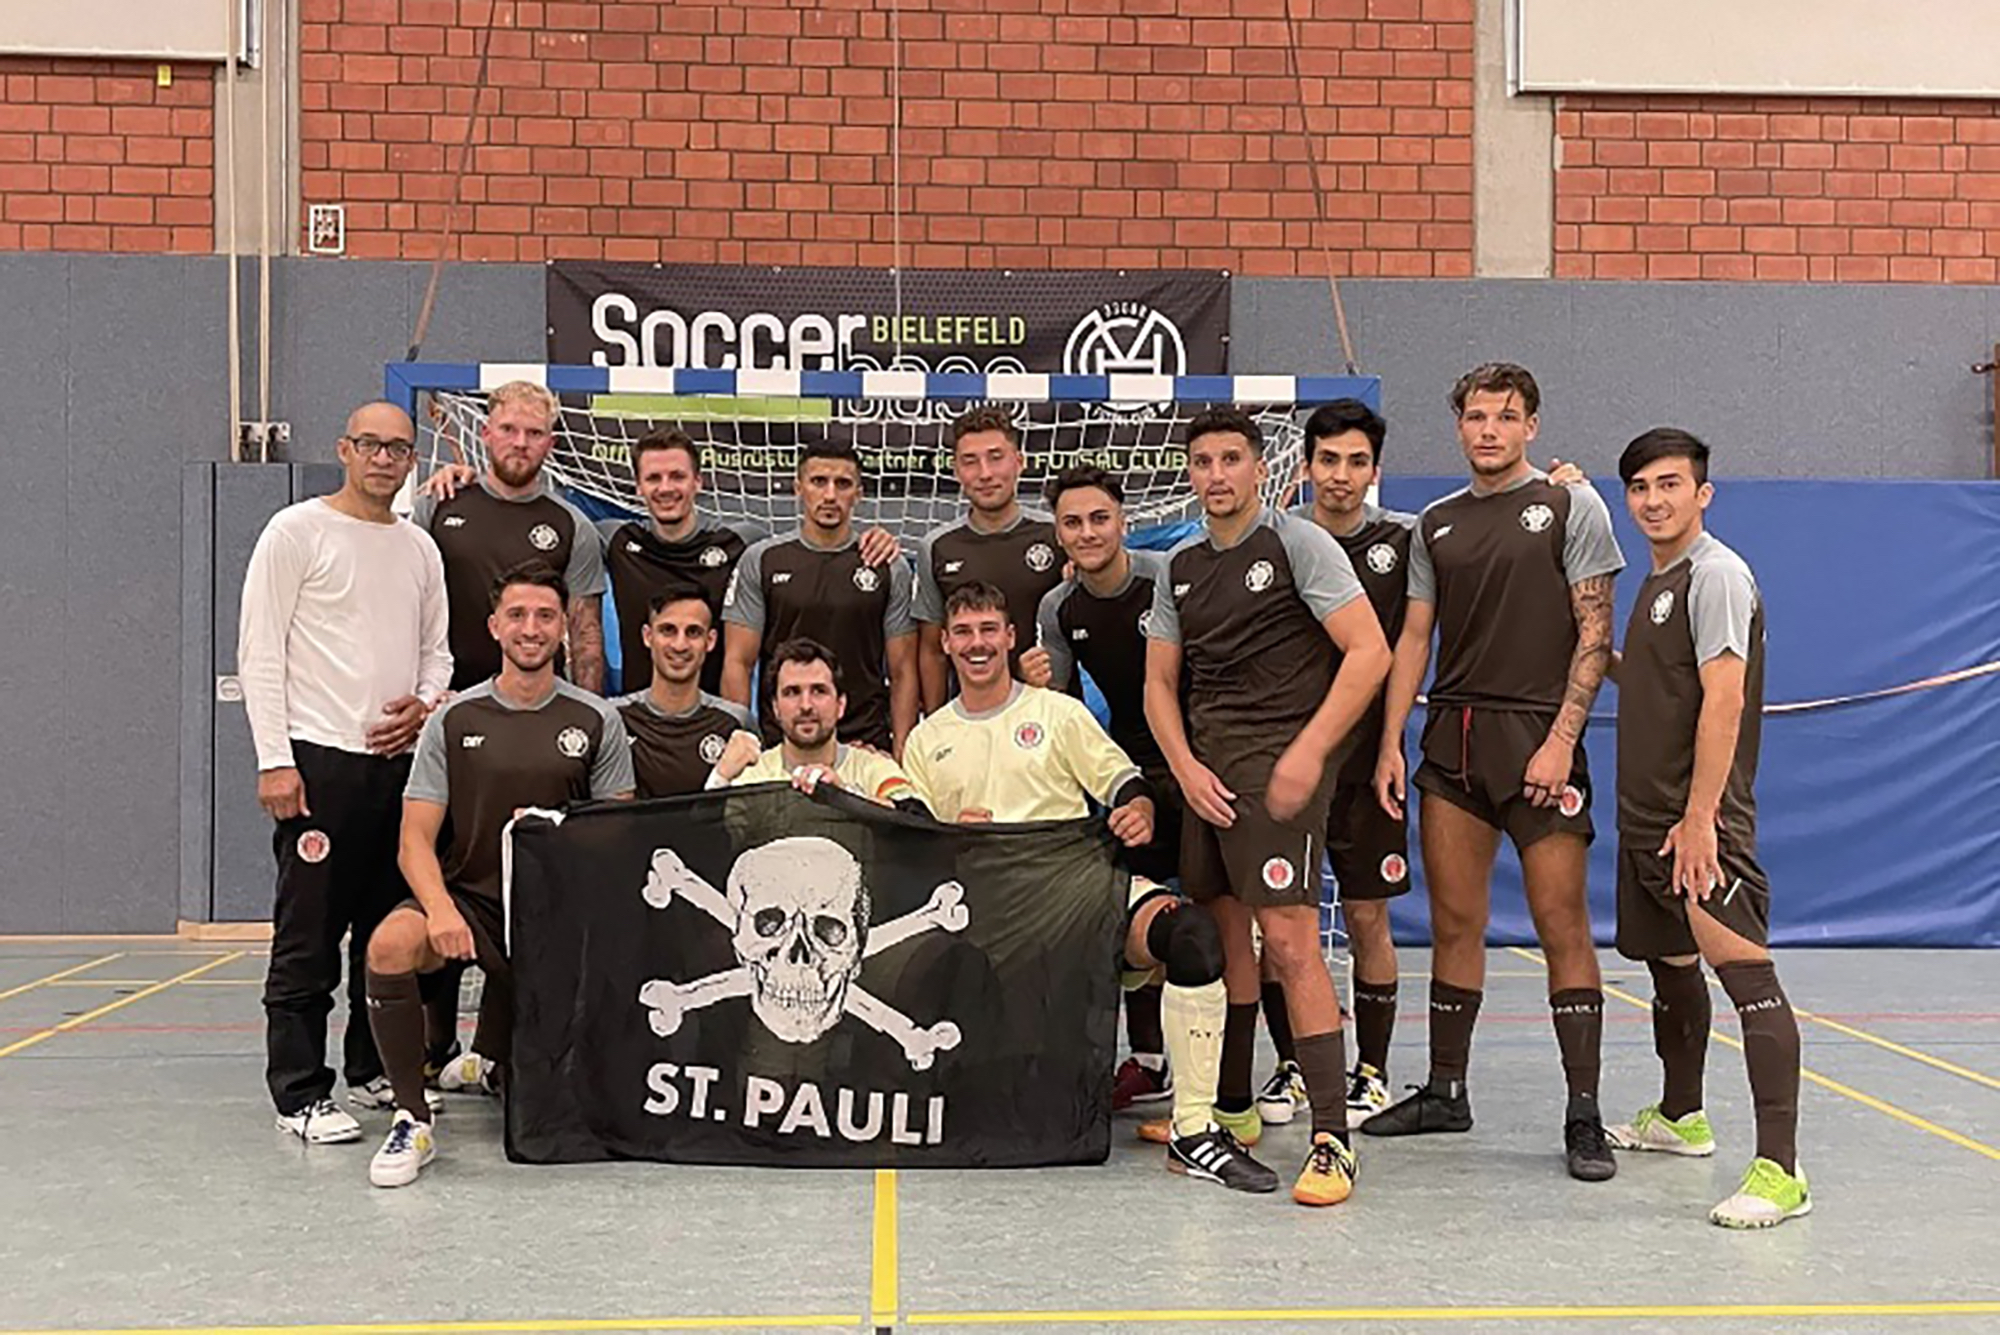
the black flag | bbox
[505,785,1126,1167]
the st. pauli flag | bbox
[504,784,1126,1167]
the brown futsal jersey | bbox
[418,480,607,690]
[1616,532,1766,843]
[914,511,1065,680]
[1034,548,1169,774]
[404,679,634,905]
[1294,502,1417,782]
[599,518,749,695]
[1409,472,1624,710]
[1148,505,1366,791]
[614,690,752,798]
[722,529,915,750]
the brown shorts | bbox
[394,890,509,973]
[1180,783,1334,910]
[1615,830,1771,960]
[1326,779,1411,902]
[1412,705,1594,850]
[1123,767,1185,886]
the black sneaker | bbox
[1361,1079,1474,1137]
[1168,1124,1281,1193]
[1565,1101,1618,1182]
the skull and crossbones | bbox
[637,836,969,1070]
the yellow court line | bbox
[871,1168,899,1331]
[0,952,248,1061]
[1505,947,2000,1163]
[43,978,262,988]
[0,1320,860,1335]
[1787,1004,2000,1094]
[0,953,125,1003]
[908,1301,2000,1324]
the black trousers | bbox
[263,741,412,1115]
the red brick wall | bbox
[1556,95,2000,283]
[0,59,215,254]
[298,0,1474,275]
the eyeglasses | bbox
[345,435,417,461]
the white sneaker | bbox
[1256,1060,1307,1125]
[276,1097,363,1145]
[436,1051,499,1095]
[348,1076,443,1113]
[369,1111,437,1188]
[1346,1062,1392,1123]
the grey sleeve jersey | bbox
[1146,537,1201,646]
[1036,583,1077,690]
[1562,484,1626,585]
[1276,513,1367,621]
[410,491,437,531]
[720,537,769,632]
[555,495,608,597]
[594,516,626,546]
[884,554,917,639]
[404,700,455,804]
[703,692,754,729]
[911,528,946,624]
[1406,507,1438,605]
[1688,547,1760,665]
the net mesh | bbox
[422,391,1306,541]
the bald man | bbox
[239,402,454,1145]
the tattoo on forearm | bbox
[1554,575,1614,743]
[569,602,606,692]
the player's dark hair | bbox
[1303,398,1387,465]
[1043,464,1125,509]
[769,636,845,694]
[1184,406,1265,457]
[1619,427,1711,487]
[489,560,569,612]
[634,428,699,476]
[943,580,1009,623]
[1449,362,1541,419]
[646,582,714,624]
[949,405,1021,450]
[798,436,864,476]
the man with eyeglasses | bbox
[239,401,453,1146]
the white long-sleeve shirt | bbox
[238,497,453,770]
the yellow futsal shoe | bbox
[1293,1131,1358,1207]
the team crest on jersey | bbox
[624,541,644,553]
[1519,504,1555,534]
[1380,853,1408,884]
[852,565,881,593]
[1137,609,1154,637]
[1244,559,1275,592]
[528,523,560,551]
[1558,784,1585,818]
[1014,721,1045,750]
[722,569,739,607]
[1261,857,1295,891]
[296,830,331,864]
[1650,590,1675,624]
[1024,542,1056,573]
[698,545,729,568]
[699,733,727,765]
[556,726,591,759]
[1365,542,1398,575]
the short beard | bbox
[493,455,541,489]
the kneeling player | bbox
[907,582,1278,1193]
[1609,429,1806,1228]
[362,564,635,1187]
[614,586,754,797]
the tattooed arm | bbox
[567,595,606,694]
[1522,574,1614,805]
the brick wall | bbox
[298,0,1474,275]
[0,59,215,254]
[1556,95,2000,283]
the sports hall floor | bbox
[2,940,1995,1335]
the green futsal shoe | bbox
[1214,1103,1264,1148]
[1608,1104,1716,1157]
[1710,1157,1811,1229]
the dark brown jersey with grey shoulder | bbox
[1148,506,1366,789]
[614,690,752,798]
[1616,532,1765,842]
[1293,502,1418,784]
[600,518,749,695]
[1035,548,1168,772]
[1408,472,1625,711]
[914,511,1065,679]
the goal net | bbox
[394,365,1383,544]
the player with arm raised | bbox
[1607,428,1806,1228]
[612,585,754,798]
[361,563,634,1188]
[907,583,1278,1194]
[719,440,919,757]
[1368,363,1623,1183]
[1144,408,1393,1207]
[914,407,1066,710]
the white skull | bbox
[725,836,869,1043]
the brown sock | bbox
[1293,1030,1351,1143]
[421,963,462,1066]
[1259,979,1295,1065]
[1717,960,1801,1174]
[366,968,434,1123]
[1550,988,1604,1104]
[1352,980,1398,1073]
[1646,960,1711,1119]
[1428,981,1483,1089]
[1125,981,1164,1059]
[1215,1001,1259,1114]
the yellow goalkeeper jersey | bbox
[733,742,918,808]
[903,683,1141,823]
